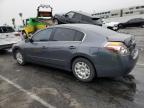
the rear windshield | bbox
[6,27,15,32]
[0,27,15,33]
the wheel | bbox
[141,24,144,28]
[15,50,26,65]
[72,58,96,82]
[53,19,59,25]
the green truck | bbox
[22,5,53,38]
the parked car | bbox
[102,22,120,31]
[12,24,138,82]
[117,18,144,29]
[54,11,102,26]
[0,26,21,51]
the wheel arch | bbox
[12,47,22,59]
[70,54,97,76]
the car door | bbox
[81,15,93,24]
[136,18,144,26]
[24,28,53,63]
[5,27,21,44]
[72,13,82,23]
[45,28,84,68]
[0,27,10,45]
[126,19,137,27]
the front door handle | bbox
[69,46,76,49]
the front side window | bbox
[66,12,75,18]
[53,28,76,41]
[32,29,53,41]
[127,19,135,23]
[74,31,84,41]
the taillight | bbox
[104,42,129,55]
[14,33,20,36]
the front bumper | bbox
[94,49,139,77]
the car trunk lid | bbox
[106,33,136,52]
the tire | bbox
[141,24,144,28]
[72,58,96,82]
[14,50,26,65]
[53,19,59,25]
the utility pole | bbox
[19,13,24,26]
[12,18,16,29]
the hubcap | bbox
[74,62,90,80]
[16,52,23,64]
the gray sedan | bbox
[12,24,139,82]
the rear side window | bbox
[53,28,76,41]
[74,31,84,41]
[32,29,53,41]
[66,12,75,18]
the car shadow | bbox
[23,63,136,102]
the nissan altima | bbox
[12,24,139,82]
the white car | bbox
[102,22,119,31]
[0,26,22,51]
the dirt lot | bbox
[0,27,144,108]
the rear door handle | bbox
[69,46,76,49]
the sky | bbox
[0,0,144,26]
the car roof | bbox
[72,11,92,17]
[71,11,99,19]
[53,24,101,31]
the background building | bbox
[92,5,144,22]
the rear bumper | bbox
[0,44,13,50]
[94,49,139,77]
